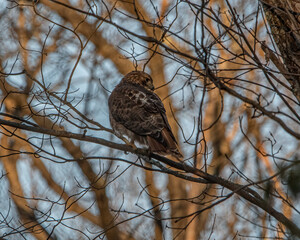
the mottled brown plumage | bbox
[108,71,182,159]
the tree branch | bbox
[1,118,299,237]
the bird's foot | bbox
[121,137,137,150]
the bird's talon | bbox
[130,144,137,150]
[121,137,137,150]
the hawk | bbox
[108,71,182,159]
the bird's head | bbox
[122,71,155,91]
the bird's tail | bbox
[147,129,183,161]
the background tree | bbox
[0,0,299,239]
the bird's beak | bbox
[150,83,155,91]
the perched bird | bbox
[108,71,182,159]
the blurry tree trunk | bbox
[262,0,300,102]
[1,133,51,240]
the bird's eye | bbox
[146,78,151,82]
